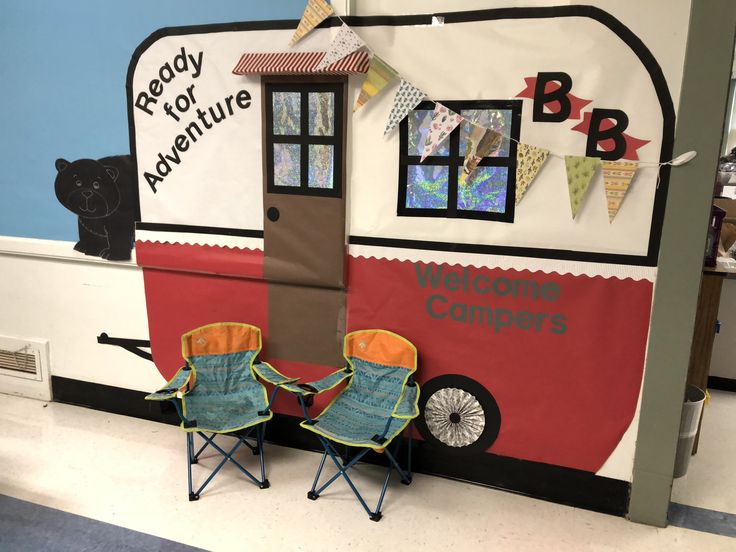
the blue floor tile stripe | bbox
[668,502,736,538]
[0,494,205,552]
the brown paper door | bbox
[262,77,347,365]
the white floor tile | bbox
[0,393,734,552]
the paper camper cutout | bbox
[384,79,426,136]
[290,0,334,46]
[460,125,502,183]
[420,103,464,162]
[565,155,600,219]
[354,54,398,111]
[515,143,551,205]
[315,23,366,71]
[601,160,638,222]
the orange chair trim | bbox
[182,322,262,358]
[344,329,416,370]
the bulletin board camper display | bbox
[127,7,674,502]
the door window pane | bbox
[272,92,301,135]
[457,166,508,213]
[273,143,301,187]
[309,92,334,136]
[406,165,449,209]
[308,144,334,189]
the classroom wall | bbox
[0,0,693,488]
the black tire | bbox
[415,374,501,455]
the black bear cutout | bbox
[54,156,135,261]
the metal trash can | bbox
[673,385,706,478]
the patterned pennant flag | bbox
[515,143,550,205]
[354,54,398,111]
[459,124,503,183]
[601,160,638,222]
[384,79,426,136]
[420,103,464,162]
[315,23,365,71]
[290,0,334,46]
[565,155,600,219]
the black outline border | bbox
[126,6,675,268]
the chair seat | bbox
[301,411,409,449]
[183,388,272,433]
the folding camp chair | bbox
[145,322,298,501]
[285,329,420,521]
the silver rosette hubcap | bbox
[424,387,486,447]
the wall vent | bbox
[0,336,51,401]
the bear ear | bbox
[55,158,69,172]
[104,165,119,181]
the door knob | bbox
[267,207,280,222]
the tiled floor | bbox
[0,391,735,551]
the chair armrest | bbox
[393,382,420,419]
[145,366,192,401]
[281,368,352,396]
[252,361,300,386]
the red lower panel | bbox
[346,256,653,473]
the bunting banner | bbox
[601,160,638,222]
[354,54,398,111]
[289,0,334,46]
[460,125,503,183]
[515,143,551,205]
[420,103,464,162]
[384,79,426,136]
[565,155,600,219]
[315,23,366,71]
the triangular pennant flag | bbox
[565,155,600,219]
[515,143,551,205]
[315,23,365,71]
[601,160,638,222]
[459,124,503,183]
[354,54,398,111]
[420,103,463,162]
[290,0,334,46]
[384,79,426,136]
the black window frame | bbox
[397,99,522,222]
[264,81,344,198]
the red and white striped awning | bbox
[232,50,370,75]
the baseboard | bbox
[51,376,630,517]
[708,376,736,392]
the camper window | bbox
[397,99,521,223]
[264,81,344,198]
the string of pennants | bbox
[290,0,695,223]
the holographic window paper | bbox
[308,144,334,189]
[406,165,449,209]
[272,92,301,135]
[457,166,508,213]
[309,92,334,136]
[273,143,301,187]
[408,110,449,157]
[459,109,512,157]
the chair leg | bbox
[308,450,329,500]
[257,423,269,489]
[187,433,198,501]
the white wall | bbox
[0,238,163,393]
